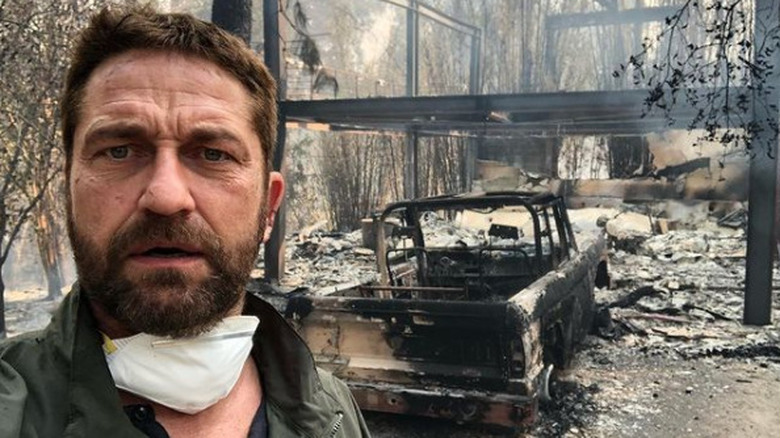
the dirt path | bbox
[560,341,780,438]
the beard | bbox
[68,210,265,338]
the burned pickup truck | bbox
[263,192,608,429]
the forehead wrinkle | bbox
[174,105,253,138]
[97,58,243,104]
[89,50,249,101]
[80,101,162,143]
[91,86,239,129]
[79,50,257,149]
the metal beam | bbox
[384,0,483,198]
[744,0,779,325]
[282,89,706,123]
[380,0,480,36]
[406,0,419,97]
[467,28,482,192]
[404,0,419,199]
[262,0,281,89]
[305,118,689,137]
[263,0,286,282]
[469,30,481,95]
[544,25,558,86]
[546,6,680,30]
[405,130,419,198]
[283,88,760,139]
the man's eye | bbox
[107,146,129,160]
[203,148,229,162]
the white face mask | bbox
[102,315,259,415]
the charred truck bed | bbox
[269,192,607,429]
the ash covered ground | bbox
[5,207,780,437]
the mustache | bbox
[107,214,223,263]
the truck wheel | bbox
[560,296,584,369]
[539,364,554,402]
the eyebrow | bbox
[84,122,148,145]
[186,127,243,146]
[83,123,243,147]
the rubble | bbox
[595,217,780,362]
[604,211,654,252]
[269,229,379,293]
[717,208,747,229]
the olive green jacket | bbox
[0,285,370,438]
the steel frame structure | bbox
[258,0,777,324]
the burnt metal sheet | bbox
[349,382,537,429]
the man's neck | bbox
[119,358,262,438]
[89,300,137,338]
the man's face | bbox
[68,49,283,338]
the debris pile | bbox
[412,210,536,248]
[273,230,378,292]
[418,211,489,248]
[596,218,780,361]
[271,209,545,294]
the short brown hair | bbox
[61,4,277,173]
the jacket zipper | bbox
[327,412,344,438]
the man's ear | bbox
[263,171,285,243]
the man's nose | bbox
[138,150,196,216]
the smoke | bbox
[359,7,396,68]
[2,226,76,294]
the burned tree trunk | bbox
[0,270,5,339]
[211,0,252,44]
[35,199,62,301]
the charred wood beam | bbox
[546,6,680,30]
[607,286,662,309]
[654,157,710,179]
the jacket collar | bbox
[51,283,141,436]
[54,284,339,437]
[244,291,341,436]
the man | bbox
[0,5,370,437]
